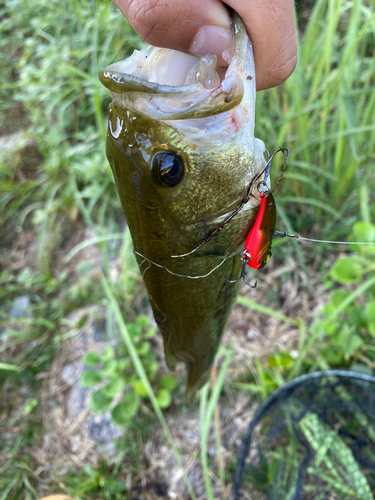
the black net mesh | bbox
[233,370,375,500]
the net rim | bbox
[233,369,375,498]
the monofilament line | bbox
[135,251,227,278]
[170,247,198,258]
[298,236,375,245]
[274,230,375,245]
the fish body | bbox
[100,14,266,396]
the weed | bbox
[0,0,143,265]
[80,314,178,425]
[1,0,375,497]
[258,0,375,243]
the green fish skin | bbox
[100,14,267,399]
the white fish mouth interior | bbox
[109,46,226,89]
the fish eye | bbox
[152,152,185,187]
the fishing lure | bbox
[231,150,375,287]
[191,147,289,252]
[196,146,288,287]
[228,191,276,288]
[174,142,374,291]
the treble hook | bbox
[257,147,289,195]
[227,258,257,288]
[263,148,271,177]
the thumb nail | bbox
[190,26,233,67]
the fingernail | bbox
[190,26,233,67]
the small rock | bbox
[90,413,122,444]
[9,295,32,319]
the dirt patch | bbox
[30,248,330,499]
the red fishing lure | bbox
[228,191,277,288]
[240,191,276,269]
[177,147,288,286]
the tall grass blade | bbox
[101,274,197,500]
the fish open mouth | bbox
[106,48,225,89]
[99,14,256,141]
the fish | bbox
[99,13,267,399]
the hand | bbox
[112,0,297,91]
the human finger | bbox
[226,0,297,89]
[112,0,297,90]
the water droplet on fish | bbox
[109,116,123,139]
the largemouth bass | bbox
[99,14,267,398]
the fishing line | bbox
[138,258,152,278]
[171,247,198,258]
[170,147,289,259]
[134,251,227,279]
[170,147,373,272]
[274,230,375,245]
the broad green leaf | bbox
[366,301,375,322]
[81,370,102,387]
[149,361,159,377]
[90,389,113,413]
[336,325,355,346]
[156,389,172,409]
[352,221,375,243]
[83,351,101,366]
[102,359,117,376]
[105,377,126,396]
[137,315,149,328]
[350,222,375,256]
[111,392,140,425]
[158,375,177,392]
[323,321,338,335]
[144,327,157,339]
[330,290,350,308]
[322,303,337,316]
[268,351,294,370]
[330,258,363,284]
[117,359,129,371]
[102,346,115,361]
[347,307,367,327]
[345,334,364,358]
[134,380,148,397]
[369,322,375,337]
[320,347,343,365]
[128,323,141,339]
[137,342,150,356]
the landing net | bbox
[234,370,375,500]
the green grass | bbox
[258,0,375,242]
[0,0,143,263]
[1,0,375,498]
